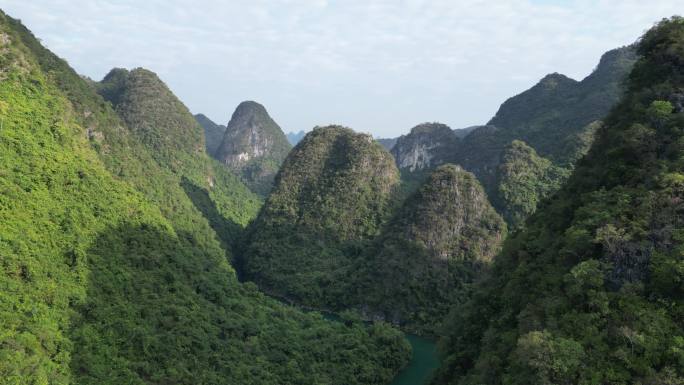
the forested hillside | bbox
[433,16,684,385]
[355,165,506,335]
[389,47,636,229]
[243,128,509,336]
[456,47,636,226]
[242,126,400,308]
[0,11,411,384]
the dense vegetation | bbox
[214,101,292,196]
[494,140,569,229]
[195,113,226,155]
[0,11,411,384]
[355,165,506,335]
[485,46,637,164]
[243,125,509,336]
[242,126,401,308]
[433,17,684,385]
[389,48,636,230]
[455,47,636,220]
[95,66,261,251]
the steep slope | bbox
[453,47,637,226]
[195,113,226,155]
[97,67,205,165]
[485,45,637,163]
[494,140,569,229]
[96,67,261,247]
[214,101,292,195]
[0,11,411,384]
[453,126,478,139]
[391,122,459,172]
[433,17,684,385]
[243,126,401,308]
[357,165,506,335]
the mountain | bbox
[454,46,636,226]
[97,67,206,165]
[195,113,226,155]
[493,140,570,229]
[376,137,398,150]
[0,11,411,384]
[214,101,292,195]
[356,165,506,335]
[95,67,262,246]
[375,125,474,156]
[453,126,479,139]
[391,122,460,172]
[242,125,400,308]
[286,130,306,145]
[433,16,684,385]
[383,47,636,229]
[461,45,637,171]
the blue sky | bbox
[2,1,682,137]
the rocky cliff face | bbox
[358,164,506,334]
[214,101,291,195]
[194,113,226,155]
[243,125,400,307]
[391,122,459,172]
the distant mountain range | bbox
[286,130,307,145]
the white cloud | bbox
[1,0,681,136]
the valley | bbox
[1,5,683,385]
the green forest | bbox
[1,5,683,385]
[433,16,684,385]
[0,11,410,384]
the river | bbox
[320,312,439,385]
[389,334,439,385]
[265,297,440,384]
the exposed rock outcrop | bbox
[214,101,291,195]
[391,122,459,172]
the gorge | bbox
[1,7,683,385]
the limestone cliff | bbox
[214,101,292,195]
[391,122,459,172]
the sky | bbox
[2,1,682,137]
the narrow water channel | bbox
[264,296,440,384]
[320,312,439,384]
[389,334,439,385]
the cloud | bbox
[1,0,681,136]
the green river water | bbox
[268,300,439,385]
[389,334,439,385]
[319,312,439,384]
